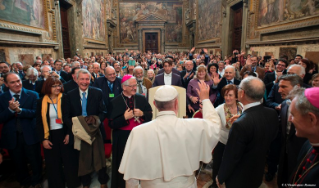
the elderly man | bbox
[217,61,225,77]
[93,66,122,108]
[0,73,42,188]
[288,87,319,185]
[92,62,103,80]
[35,65,65,96]
[211,65,241,106]
[147,69,155,84]
[119,83,221,188]
[216,77,278,188]
[107,75,152,188]
[153,59,183,87]
[180,60,195,89]
[114,61,123,78]
[240,56,265,80]
[16,62,24,79]
[133,66,152,97]
[22,67,38,91]
[64,69,108,188]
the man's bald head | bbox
[239,76,265,102]
[288,64,305,79]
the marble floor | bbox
[0,159,279,188]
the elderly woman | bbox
[36,76,80,188]
[147,69,155,84]
[311,73,319,87]
[211,84,243,188]
[207,63,220,80]
[22,67,38,91]
[187,65,217,115]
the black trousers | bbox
[43,129,80,188]
[81,167,108,186]
[8,132,42,186]
[212,141,226,186]
[267,131,282,175]
[111,129,131,188]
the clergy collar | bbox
[164,72,172,77]
[243,102,261,112]
[157,111,176,118]
[122,92,133,98]
[311,142,319,147]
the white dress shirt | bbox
[164,72,172,85]
[242,101,261,112]
[79,88,89,105]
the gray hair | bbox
[76,69,91,80]
[288,64,306,76]
[71,61,80,68]
[225,65,235,72]
[218,61,225,65]
[26,67,38,78]
[147,69,154,74]
[40,65,52,72]
[110,57,115,61]
[121,76,136,87]
[288,87,319,117]
[185,60,193,65]
[155,98,177,111]
[93,62,100,67]
[240,76,265,102]
[278,74,303,87]
[133,66,144,75]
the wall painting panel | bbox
[279,47,297,60]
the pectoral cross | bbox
[133,96,141,123]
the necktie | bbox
[82,92,87,116]
[138,81,143,94]
[13,94,22,132]
[108,82,113,93]
[253,66,256,72]
[227,80,233,85]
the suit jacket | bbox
[264,72,276,96]
[218,105,278,188]
[266,83,283,110]
[277,101,307,184]
[0,88,39,149]
[180,70,195,89]
[64,87,107,143]
[157,68,181,76]
[59,70,70,82]
[93,76,122,108]
[63,79,78,94]
[240,65,265,80]
[152,73,183,87]
[211,77,241,106]
[22,80,37,91]
[36,95,69,141]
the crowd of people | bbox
[0,47,318,188]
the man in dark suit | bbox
[54,60,69,82]
[216,77,278,188]
[92,62,104,80]
[152,59,183,87]
[157,66,181,75]
[180,60,195,89]
[0,73,42,188]
[240,56,265,80]
[36,65,65,97]
[93,66,122,110]
[211,65,240,106]
[64,69,109,188]
[263,59,288,96]
[275,75,307,186]
[63,67,80,94]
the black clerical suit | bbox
[107,93,152,188]
[64,87,108,186]
[217,104,278,188]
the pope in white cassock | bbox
[119,82,221,188]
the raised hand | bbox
[196,81,210,101]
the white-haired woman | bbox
[22,67,38,91]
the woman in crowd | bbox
[36,76,80,188]
[299,59,317,84]
[208,63,220,80]
[311,73,319,87]
[100,61,107,75]
[87,64,96,83]
[211,84,243,188]
[22,67,38,91]
[187,65,217,116]
[264,62,274,74]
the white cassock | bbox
[119,99,221,188]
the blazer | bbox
[264,72,276,96]
[180,70,195,89]
[93,76,122,108]
[36,95,69,142]
[277,101,307,184]
[157,68,181,76]
[59,70,70,82]
[240,65,265,80]
[0,88,39,149]
[211,77,241,106]
[22,80,37,91]
[152,73,183,87]
[218,105,278,188]
[63,87,107,143]
[63,79,78,94]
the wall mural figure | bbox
[0,0,45,29]
[197,0,222,42]
[82,0,106,41]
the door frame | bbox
[143,30,160,53]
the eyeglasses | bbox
[125,84,138,88]
[51,85,62,88]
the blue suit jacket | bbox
[0,88,39,149]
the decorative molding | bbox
[259,19,319,34]
[0,39,59,47]
[0,23,43,35]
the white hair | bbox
[71,61,80,67]
[288,64,306,76]
[133,66,144,74]
[147,69,154,74]
[40,65,52,72]
[76,69,91,80]
[93,62,100,67]
[25,67,38,78]
[225,65,235,72]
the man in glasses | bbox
[107,75,152,188]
